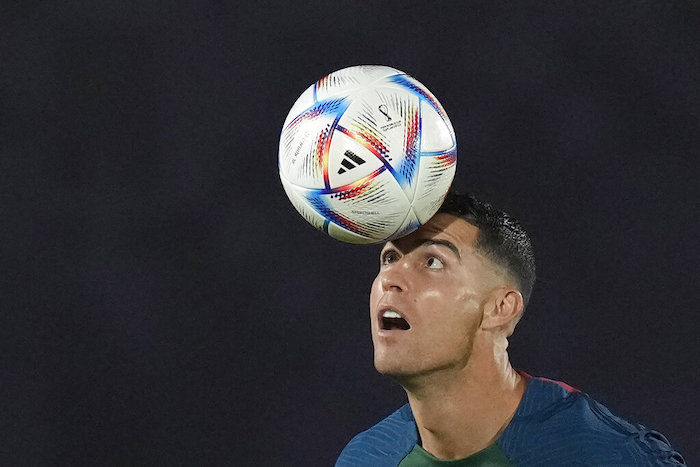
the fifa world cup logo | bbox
[377,104,392,122]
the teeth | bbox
[382,310,402,319]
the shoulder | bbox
[501,375,685,465]
[335,404,418,467]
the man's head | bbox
[369,193,535,382]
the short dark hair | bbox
[437,192,536,307]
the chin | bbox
[373,355,401,376]
[374,356,416,379]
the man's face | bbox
[370,213,505,379]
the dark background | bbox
[2,1,698,464]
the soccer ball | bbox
[278,65,457,244]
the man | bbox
[336,193,684,466]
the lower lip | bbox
[376,328,411,338]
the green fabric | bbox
[398,443,513,466]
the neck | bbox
[401,333,526,460]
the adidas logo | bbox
[337,150,366,174]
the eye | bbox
[381,249,400,265]
[426,256,444,269]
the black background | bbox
[2,1,698,464]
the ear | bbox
[481,288,524,332]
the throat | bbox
[415,415,505,461]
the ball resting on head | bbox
[279,65,457,244]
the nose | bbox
[379,262,408,292]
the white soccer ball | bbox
[279,65,457,244]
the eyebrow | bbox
[418,239,461,260]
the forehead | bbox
[387,213,479,254]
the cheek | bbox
[369,276,381,308]
[418,278,482,321]
[456,288,481,309]
[424,274,477,302]
[450,278,482,308]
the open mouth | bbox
[380,310,411,331]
